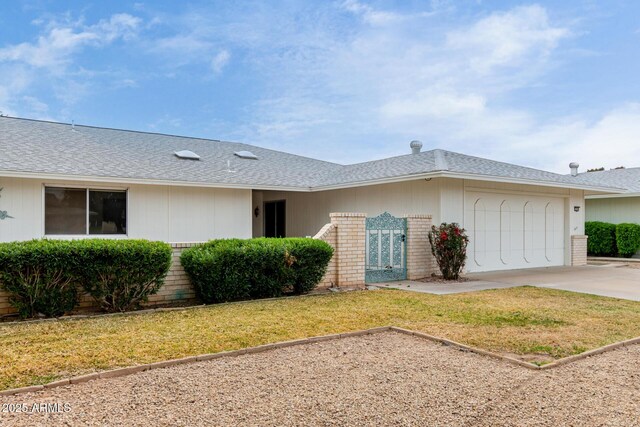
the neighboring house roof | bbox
[571,168,640,197]
[0,116,624,193]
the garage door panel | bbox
[465,192,565,272]
[487,216,500,233]
[472,198,486,267]
[499,201,511,265]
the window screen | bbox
[44,187,127,235]
[45,187,87,235]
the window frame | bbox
[42,184,129,238]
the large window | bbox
[45,187,127,235]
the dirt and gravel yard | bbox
[2,331,639,427]
[5,287,640,391]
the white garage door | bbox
[464,192,565,272]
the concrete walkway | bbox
[374,265,640,301]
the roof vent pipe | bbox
[410,140,423,154]
[569,162,579,177]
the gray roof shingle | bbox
[570,168,640,193]
[0,117,342,188]
[0,116,623,192]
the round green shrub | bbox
[74,239,172,312]
[279,238,334,295]
[615,223,640,258]
[585,221,617,256]
[0,239,80,318]
[180,238,333,304]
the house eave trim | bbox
[586,192,640,200]
[0,169,624,194]
[0,170,310,192]
[308,171,626,193]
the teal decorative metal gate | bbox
[365,212,407,283]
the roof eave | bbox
[308,170,627,193]
[586,192,640,199]
[0,170,312,192]
[440,171,627,193]
[0,169,626,194]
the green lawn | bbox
[2,287,640,390]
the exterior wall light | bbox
[254,206,260,217]
[574,206,580,212]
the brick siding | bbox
[312,223,338,289]
[571,235,588,266]
[405,214,437,279]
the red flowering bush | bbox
[428,222,469,280]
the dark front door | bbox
[264,200,286,237]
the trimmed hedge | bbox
[585,221,617,256]
[0,239,172,318]
[75,239,172,312]
[180,238,333,304]
[0,240,80,318]
[615,223,640,258]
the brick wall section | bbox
[0,242,200,317]
[405,214,437,279]
[0,287,10,317]
[312,223,338,289]
[571,235,588,266]
[330,213,366,289]
[147,243,199,305]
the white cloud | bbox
[22,95,49,113]
[153,34,212,56]
[340,0,403,25]
[446,5,570,73]
[223,3,577,165]
[526,104,640,172]
[211,50,230,74]
[381,92,486,119]
[0,13,142,114]
[0,13,141,71]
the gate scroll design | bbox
[365,212,407,283]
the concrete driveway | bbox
[375,264,640,301]
[468,265,640,301]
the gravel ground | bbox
[1,332,639,426]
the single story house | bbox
[0,116,623,273]
[571,167,640,256]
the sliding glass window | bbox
[44,187,127,235]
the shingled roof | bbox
[0,116,623,193]
[570,168,640,194]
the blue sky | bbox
[1,1,639,173]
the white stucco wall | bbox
[0,177,252,243]
[255,177,579,237]
[586,197,640,224]
[255,178,441,237]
